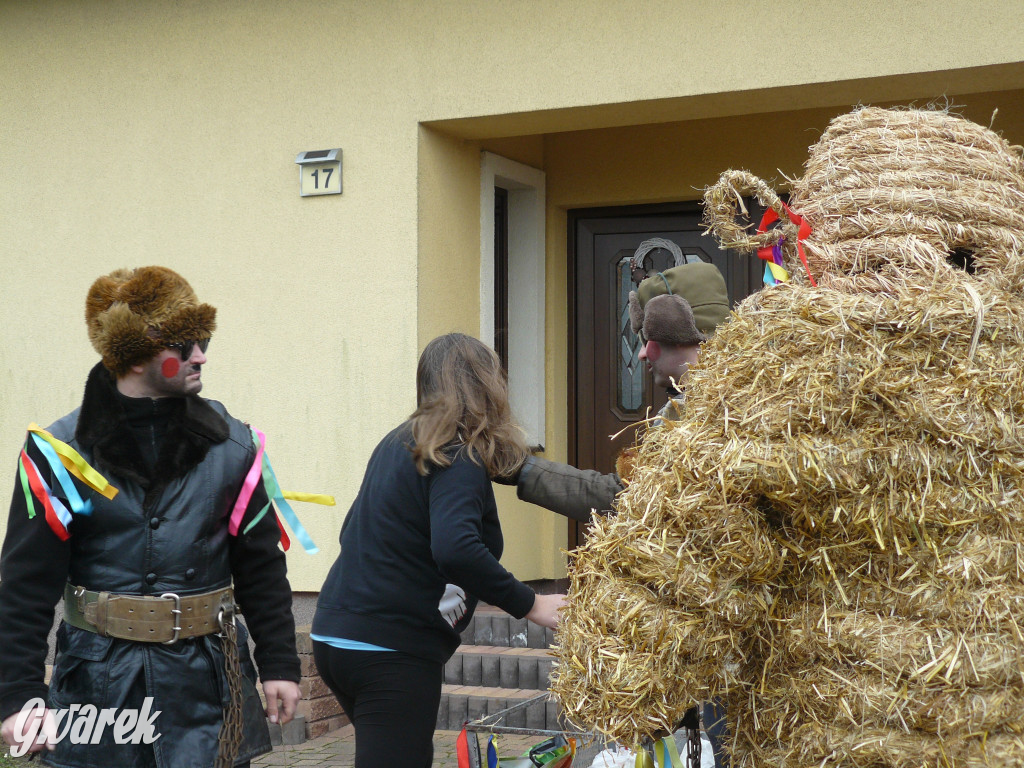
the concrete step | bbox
[460,606,555,649]
[436,685,569,732]
[444,644,554,689]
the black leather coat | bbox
[0,364,300,768]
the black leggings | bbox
[313,641,443,768]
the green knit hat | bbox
[629,262,731,341]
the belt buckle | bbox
[74,586,87,614]
[217,597,237,638]
[160,592,182,645]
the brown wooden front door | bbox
[567,202,763,547]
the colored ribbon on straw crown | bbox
[761,241,790,287]
[18,425,118,540]
[228,427,333,554]
[756,202,816,287]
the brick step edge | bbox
[460,611,555,649]
[455,644,554,657]
[445,645,555,689]
[437,686,567,733]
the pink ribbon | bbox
[229,428,267,536]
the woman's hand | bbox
[525,593,567,629]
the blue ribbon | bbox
[23,450,73,529]
[30,433,93,516]
[260,450,319,554]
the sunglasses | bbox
[165,338,210,360]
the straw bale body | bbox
[550,107,1024,767]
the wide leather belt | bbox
[64,582,235,644]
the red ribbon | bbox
[456,728,471,768]
[756,203,817,287]
[274,511,291,552]
[20,450,70,541]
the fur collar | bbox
[75,363,230,489]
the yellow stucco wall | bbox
[3,0,1024,589]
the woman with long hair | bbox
[312,333,566,768]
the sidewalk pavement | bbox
[1,726,712,767]
[252,726,542,768]
[253,725,716,767]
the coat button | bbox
[185,568,196,581]
[149,517,160,529]
[145,573,157,585]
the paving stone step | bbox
[445,644,554,689]
[460,606,556,649]
[436,685,568,733]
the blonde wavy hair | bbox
[409,333,530,478]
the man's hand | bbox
[525,593,568,630]
[262,680,301,725]
[2,703,56,756]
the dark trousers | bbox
[313,641,443,768]
[702,700,729,768]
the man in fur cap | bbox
[0,267,300,767]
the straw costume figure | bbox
[550,106,1024,767]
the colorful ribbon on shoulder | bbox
[756,202,816,287]
[228,427,333,554]
[18,425,119,540]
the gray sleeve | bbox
[515,455,623,522]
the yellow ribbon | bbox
[634,737,681,768]
[766,261,789,283]
[282,491,335,506]
[654,737,682,767]
[28,424,118,500]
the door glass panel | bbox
[616,255,644,413]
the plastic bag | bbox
[589,746,636,767]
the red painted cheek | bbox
[161,358,181,378]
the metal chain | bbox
[686,723,701,768]
[214,607,245,768]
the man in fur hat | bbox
[0,267,300,767]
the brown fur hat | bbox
[629,262,731,342]
[85,267,216,375]
[630,293,704,347]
